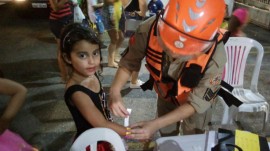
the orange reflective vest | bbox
[141,20,226,105]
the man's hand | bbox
[128,120,158,141]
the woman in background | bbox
[102,0,125,68]
[49,0,73,81]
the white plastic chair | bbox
[70,128,126,151]
[154,131,217,151]
[220,37,269,132]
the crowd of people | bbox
[1,0,254,150]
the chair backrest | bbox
[70,128,126,151]
[223,37,264,92]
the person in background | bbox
[60,23,130,150]
[122,0,147,20]
[121,0,147,89]
[102,0,125,68]
[110,0,227,140]
[0,77,38,150]
[220,4,229,29]
[81,0,108,49]
[48,0,73,81]
[228,8,249,37]
[148,0,163,17]
[0,78,27,134]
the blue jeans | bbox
[95,9,105,34]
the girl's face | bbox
[70,40,100,78]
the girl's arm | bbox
[71,91,127,136]
[0,78,27,134]
[49,0,70,12]
[86,0,96,23]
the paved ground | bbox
[0,3,270,150]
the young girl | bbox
[60,23,130,150]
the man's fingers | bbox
[130,128,145,134]
[129,122,144,128]
[129,133,151,140]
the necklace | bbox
[88,74,95,79]
[82,74,95,84]
[70,73,95,84]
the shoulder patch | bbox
[209,74,222,85]
[203,87,219,102]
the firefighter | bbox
[110,0,227,140]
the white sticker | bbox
[124,108,132,127]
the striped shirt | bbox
[49,1,73,20]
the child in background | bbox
[148,0,163,17]
[228,8,249,37]
[48,0,73,82]
[0,78,27,134]
[220,4,229,29]
[121,0,147,89]
[80,0,108,48]
[102,0,125,68]
[0,78,38,151]
[60,23,130,150]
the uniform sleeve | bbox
[118,17,155,71]
[188,42,227,114]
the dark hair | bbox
[0,69,3,78]
[228,15,242,36]
[60,23,103,73]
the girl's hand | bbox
[109,92,129,118]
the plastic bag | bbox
[73,4,85,23]
[0,129,36,151]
